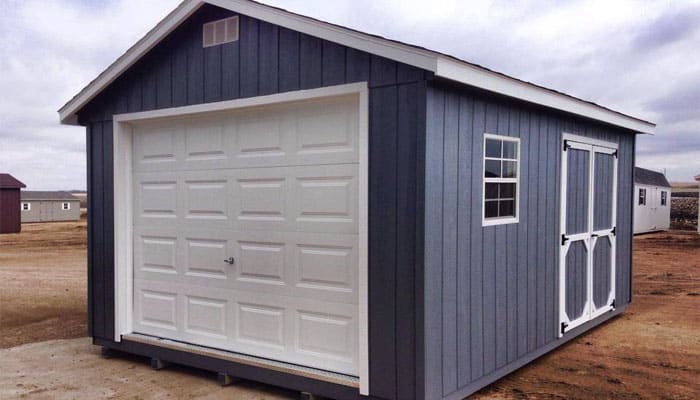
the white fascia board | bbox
[435,57,656,134]
[59,0,656,135]
[58,0,204,125]
[208,0,438,71]
[58,0,437,126]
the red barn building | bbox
[0,174,26,234]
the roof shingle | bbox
[20,191,80,201]
[0,174,26,189]
[634,167,671,187]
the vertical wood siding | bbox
[79,4,428,400]
[0,189,22,233]
[424,82,635,399]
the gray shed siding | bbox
[80,4,427,400]
[424,82,635,400]
[20,200,81,223]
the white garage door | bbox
[131,94,361,375]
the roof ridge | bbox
[57,0,655,133]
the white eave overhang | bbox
[58,0,656,134]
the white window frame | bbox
[62,202,71,210]
[639,188,647,206]
[482,133,520,226]
[21,202,31,211]
[660,190,667,206]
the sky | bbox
[0,0,698,190]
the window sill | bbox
[482,217,519,227]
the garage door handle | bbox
[224,257,235,265]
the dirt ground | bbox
[0,220,87,349]
[0,221,698,399]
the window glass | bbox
[485,139,501,158]
[485,160,501,178]
[500,183,515,199]
[485,183,499,199]
[485,201,499,218]
[483,135,519,224]
[638,188,646,205]
[499,199,515,216]
[502,161,517,178]
[661,191,667,206]
[503,141,518,159]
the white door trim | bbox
[562,133,618,150]
[113,82,370,394]
[558,133,618,336]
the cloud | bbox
[0,0,698,190]
[0,0,175,190]
[632,4,700,50]
[646,80,700,124]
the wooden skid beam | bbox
[150,358,169,370]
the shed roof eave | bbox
[58,0,656,134]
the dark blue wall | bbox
[423,81,635,400]
[81,4,428,400]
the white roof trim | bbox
[59,0,204,125]
[436,58,655,134]
[59,0,656,134]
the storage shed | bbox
[58,1,656,399]
[20,191,81,223]
[696,174,700,234]
[0,174,26,234]
[633,167,671,234]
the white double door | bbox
[129,94,362,375]
[559,136,618,335]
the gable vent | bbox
[203,16,239,47]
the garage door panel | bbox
[133,278,358,374]
[297,310,354,362]
[292,164,359,234]
[236,302,286,349]
[184,116,228,161]
[134,176,179,223]
[133,286,180,337]
[294,97,359,162]
[131,95,360,174]
[184,237,230,280]
[296,243,355,294]
[130,93,361,376]
[233,169,290,231]
[137,235,178,275]
[135,226,359,304]
[233,164,358,234]
[236,239,287,285]
[183,178,229,222]
[233,108,289,164]
[132,120,182,171]
[184,295,228,339]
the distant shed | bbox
[20,191,81,223]
[0,174,26,233]
[696,174,700,234]
[633,167,671,234]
